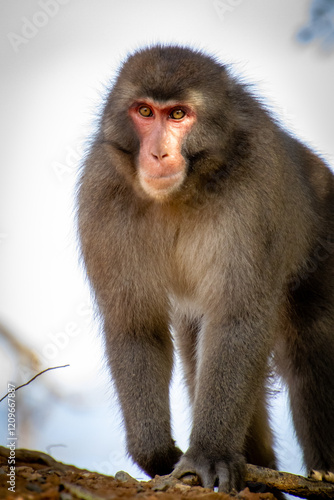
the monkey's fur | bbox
[78,45,334,492]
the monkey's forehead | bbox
[127,91,205,111]
[115,45,225,102]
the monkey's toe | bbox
[309,469,334,483]
[325,471,334,483]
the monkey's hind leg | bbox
[244,392,288,500]
[283,282,334,475]
[244,389,277,469]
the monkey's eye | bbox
[170,109,185,120]
[138,106,153,117]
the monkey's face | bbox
[128,99,197,201]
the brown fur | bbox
[77,45,334,492]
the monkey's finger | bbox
[200,468,217,490]
[216,462,230,493]
[216,459,245,493]
[172,460,198,480]
[172,456,212,488]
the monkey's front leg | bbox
[105,320,182,477]
[173,316,272,492]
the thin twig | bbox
[0,364,70,403]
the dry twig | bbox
[245,463,334,498]
[0,364,70,403]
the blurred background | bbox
[0,0,333,483]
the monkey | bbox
[77,45,334,493]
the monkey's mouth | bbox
[139,171,185,199]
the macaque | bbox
[77,45,334,493]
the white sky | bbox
[0,0,333,484]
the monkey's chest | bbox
[167,222,226,300]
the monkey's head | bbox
[101,45,240,202]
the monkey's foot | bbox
[172,453,245,493]
[309,469,334,483]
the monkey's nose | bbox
[151,151,169,161]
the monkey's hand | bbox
[132,443,182,478]
[172,452,245,493]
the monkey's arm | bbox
[173,286,278,492]
[78,159,182,477]
[105,316,182,477]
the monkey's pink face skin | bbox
[129,100,196,200]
